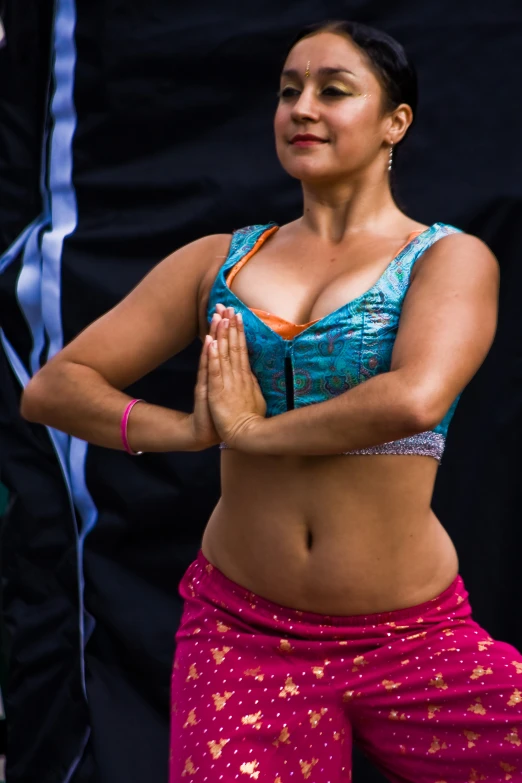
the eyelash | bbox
[277,86,352,99]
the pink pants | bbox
[170,551,522,782]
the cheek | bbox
[331,105,380,146]
[273,105,288,137]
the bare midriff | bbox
[201,451,459,616]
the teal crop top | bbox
[207,222,463,462]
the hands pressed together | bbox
[190,304,267,451]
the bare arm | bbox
[236,233,500,455]
[20,233,232,452]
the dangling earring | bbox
[388,144,394,172]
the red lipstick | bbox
[290,133,327,146]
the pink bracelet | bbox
[121,398,144,455]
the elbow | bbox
[403,388,444,434]
[20,373,48,422]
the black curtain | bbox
[1,1,521,782]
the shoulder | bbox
[411,227,499,287]
[159,231,232,299]
[196,223,274,279]
[191,232,233,259]
[195,232,233,291]
[427,225,495,257]
[171,231,231,274]
[232,223,275,238]
[194,222,276,291]
[159,232,233,275]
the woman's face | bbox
[274,32,395,185]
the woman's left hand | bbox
[207,306,267,448]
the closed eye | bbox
[322,86,353,97]
[277,87,300,99]
[278,86,354,99]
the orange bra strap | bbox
[396,229,424,258]
[225,225,279,288]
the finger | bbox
[213,304,233,323]
[236,311,251,374]
[216,304,235,320]
[196,336,211,396]
[207,339,223,390]
[227,313,241,373]
[216,318,230,374]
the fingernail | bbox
[237,312,243,324]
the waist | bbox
[202,452,457,614]
[202,508,459,615]
[189,548,466,629]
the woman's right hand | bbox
[189,305,228,450]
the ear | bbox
[386,103,413,146]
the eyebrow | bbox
[281,66,357,79]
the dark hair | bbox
[285,20,418,151]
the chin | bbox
[277,147,340,181]
[281,159,341,185]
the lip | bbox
[290,133,328,145]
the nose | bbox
[290,86,320,123]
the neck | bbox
[299,164,401,244]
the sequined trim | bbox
[342,431,445,461]
[219,431,445,462]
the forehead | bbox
[284,32,370,74]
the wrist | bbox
[229,414,265,453]
[185,413,221,452]
[121,398,145,455]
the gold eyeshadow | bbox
[326,81,353,93]
[278,83,369,98]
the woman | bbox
[21,19,521,783]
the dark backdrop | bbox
[1,1,522,782]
